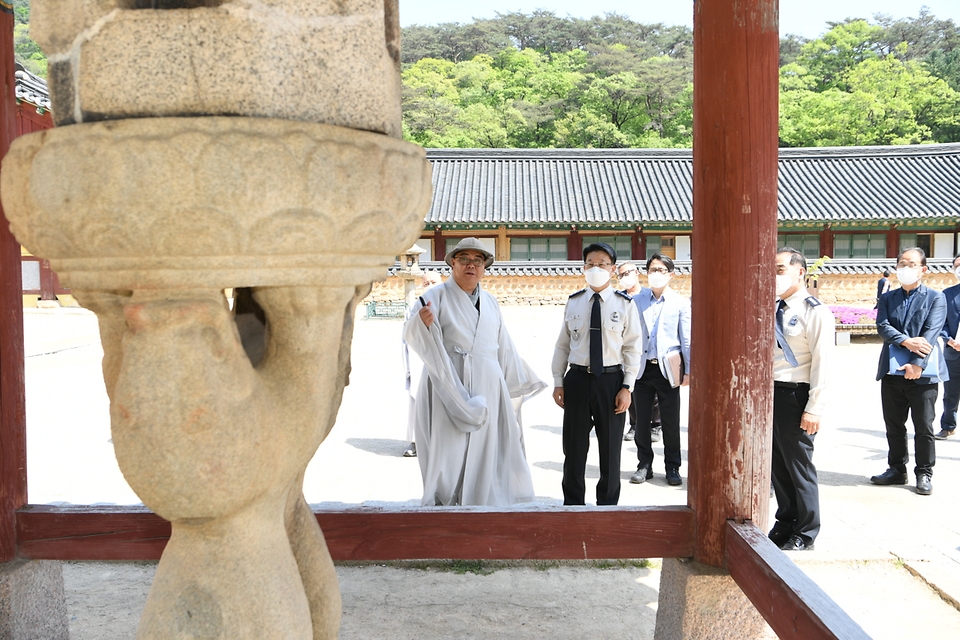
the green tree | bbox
[795,20,885,91]
[925,48,960,92]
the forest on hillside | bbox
[12,3,960,148]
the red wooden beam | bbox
[726,521,870,639]
[689,0,779,567]
[0,3,27,564]
[16,505,695,561]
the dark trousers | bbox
[880,375,938,477]
[940,357,960,431]
[628,393,661,427]
[633,363,682,471]
[561,368,626,505]
[771,383,820,545]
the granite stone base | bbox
[655,558,771,640]
[0,560,69,640]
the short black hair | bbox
[646,253,675,272]
[897,246,927,266]
[776,246,806,271]
[583,242,617,263]
[882,268,891,277]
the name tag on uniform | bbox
[788,316,799,327]
[610,311,621,322]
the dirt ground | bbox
[24,305,960,638]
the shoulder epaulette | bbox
[569,289,588,298]
[615,289,633,301]
[804,296,822,307]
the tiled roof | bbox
[388,259,955,277]
[14,64,51,112]
[425,145,960,227]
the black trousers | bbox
[633,363,682,471]
[628,393,661,428]
[561,368,626,505]
[771,383,820,545]
[880,375,937,477]
[940,357,960,431]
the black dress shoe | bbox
[651,425,662,443]
[665,468,683,486]
[780,535,814,551]
[630,466,653,484]
[768,526,793,547]
[916,474,933,495]
[624,427,636,442]
[870,467,907,485]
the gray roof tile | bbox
[425,145,960,227]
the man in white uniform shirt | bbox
[552,243,643,505]
[770,247,834,551]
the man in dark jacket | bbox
[871,247,947,496]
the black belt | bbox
[774,381,809,389]
[570,364,623,374]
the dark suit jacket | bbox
[876,284,947,383]
[939,283,960,362]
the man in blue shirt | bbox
[871,247,947,496]
[937,253,960,440]
[627,254,691,487]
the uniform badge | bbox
[611,311,622,322]
[788,316,799,326]
[572,328,581,341]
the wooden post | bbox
[567,227,582,261]
[886,225,899,258]
[0,2,28,563]
[689,0,779,568]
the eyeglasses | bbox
[617,268,638,277]
[647,267,669,275]
[455,255,486,267]
[584,262,613,270]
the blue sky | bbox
[399,1,960,40]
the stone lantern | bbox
[397,243,427,310]
[0,2,432,638]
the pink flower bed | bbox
[828,306,877,325]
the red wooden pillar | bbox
[886,225,899,258]
[820,226,834,258]
[633,228,645,261]
[689,0,779,567]
[567,227,582,261]
[433,226,444,261]
[0,5,27,563]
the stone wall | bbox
[367,272,958,308]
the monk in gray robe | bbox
[403,238,545,506]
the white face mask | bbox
[647,272,671,290]
[897,266,921,286]
[618,273,638,289]
[775,274,796,297]
[585,267,611,288]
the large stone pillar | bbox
[658,0,780,637]
[2,2,431,638]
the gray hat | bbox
[444,237,494,268]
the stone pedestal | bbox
[3,2,428,636]
[0,560,69,640]
[655,558,771,640]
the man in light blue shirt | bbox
[628,254,691,487]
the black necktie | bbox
[776,300,799,367]
[590,293,603,376]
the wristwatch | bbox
[621,384,631,390]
